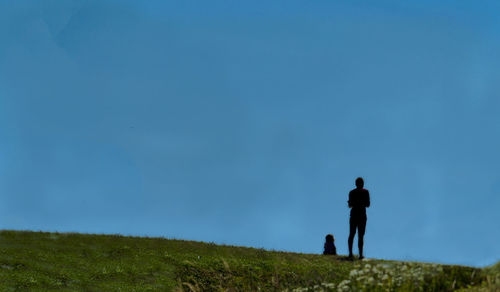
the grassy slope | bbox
[0,230,497,291]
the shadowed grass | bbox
[0,230,496,291]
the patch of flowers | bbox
[292,260,445,292]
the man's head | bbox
[355,177,364,188]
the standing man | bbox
[348,177,370,259]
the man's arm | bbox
[365,190,370,208]
[348,190,352,208]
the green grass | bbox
[0,230,497,291]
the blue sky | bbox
[1,0,499,267]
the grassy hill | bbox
[0,230,497,291]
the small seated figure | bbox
[323,234,337,255]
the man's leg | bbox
[358,216,367,259]
[348,217,357,257]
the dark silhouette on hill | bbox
[348,177,370,259]
[323,234,337,255]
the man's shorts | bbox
[349,215,367,236]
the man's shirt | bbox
[348,188,370,217]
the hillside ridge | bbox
[0,230,497,291]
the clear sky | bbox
[1,0,499,267]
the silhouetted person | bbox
[323,234,337,255]
[348,177,370,259]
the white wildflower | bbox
[340,279,350,285]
